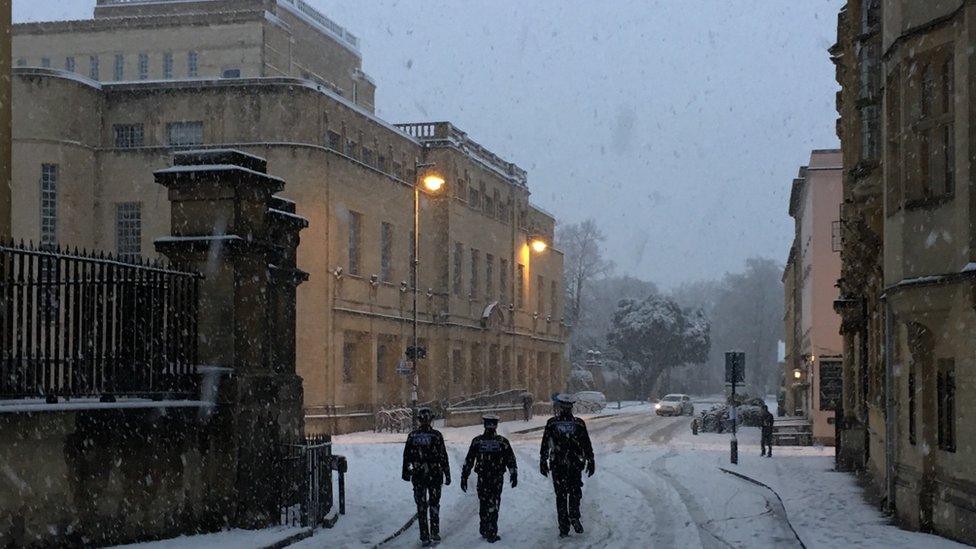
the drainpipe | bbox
[882,293,896,515]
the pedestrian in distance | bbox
[402,407,451,547]
[760,403,775,457]
[522,392,534,422]
[460,414,518,543]
[540,394,595,538]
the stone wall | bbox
[0,404,237,546]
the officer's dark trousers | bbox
[761,431,773,455]
[412,481,442,541]
[477,477,504,538]
[552,468,583,533]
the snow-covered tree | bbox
[606,294,711,398]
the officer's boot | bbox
[571,519,584,534]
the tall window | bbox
[469,185,480,209]
[342,341,356,383]
[362,147,374,167]
[348,211,362,275]
[345,139,358,160]
[163,52,174,79]
[187,51,199,77]
[138,53,149,79]
[500,258,509,304]
[452,348,464,384]
[380,222,393,282]
[937,358,956,452]
[859,105,880,161]
[376,343,388,383]
[470,249,480,298]
[89,55,99,80]
[550,280,558,317]
[40,57,50,68]
[908,51,955,203]
[64,56,75,72]
[166,121,204,146]
[116,202,142,262]
[39,164,58,248]
[516,263,525,308]
[908,366,917,445]
[536,275,545,314]
[485,254,494,300]
[114,124,145,148]
[453,242,463,296]
[114,53,124,81]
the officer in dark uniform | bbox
[402,407,451,547]
[540,394,595,537]
[460,414,518,543]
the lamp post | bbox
[409,159,444,428]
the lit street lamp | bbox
[409,159,444,427]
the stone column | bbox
[154,149,307,529]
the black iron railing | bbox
[0,242,201,401]
[280,435,347,528]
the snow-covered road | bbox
[118,401,967,548]
[292,402,965,549]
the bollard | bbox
[731,435,738,464]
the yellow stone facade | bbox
[9,1,568,434]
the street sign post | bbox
[725,351,745,464]
[396,360,414,376]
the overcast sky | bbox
[14,0,843,289]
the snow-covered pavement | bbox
[293,401,965,549]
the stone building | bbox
[784,150,844,446]
[832,0,976,544]
[9,0,567,433]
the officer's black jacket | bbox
[402,426,450,483]
[761,411,775,434]
[461,433,517,481]
[540,415,594,471]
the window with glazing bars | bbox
[380,222,393,282]
[166,121,204,147]
[163,52,173,79]
[500,258,509,304]
[187,51,199,77]
[348,211,362,275]
[485,254,494,300]
[65,56,75,72]
[89,55,99,79]
[453,242,463,296]
[114,54,124,80]
[937,358,956,452]
[470,248,480,298]
[138,53,149,79]
[114,124,145,148]
[39,164,57,248]
[116,202,142,262]
[327,131,341,150]
[516,263,525,308]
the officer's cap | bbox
[555,393,577,406]
[482,413,500,425]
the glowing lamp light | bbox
[422,174,445,192]
[530,239,548,253]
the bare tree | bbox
[556,219,614,354]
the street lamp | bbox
[410,159,444,427]
[530,238,548,253]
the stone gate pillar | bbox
[154,149,307,528]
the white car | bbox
[573,391,607,413]
[654,394,694,416]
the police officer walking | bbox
[540,394,595,538]
[460,414,518,543]
[402,407,451,547]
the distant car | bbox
[654,394,694,416]
[573,391,607,413]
